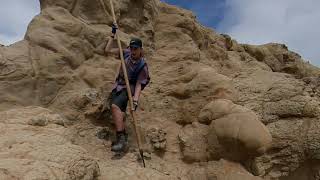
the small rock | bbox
[143,152,152,160]
[96,127,111,140]
[28,116,48,126]
[147,128,167,151]
[28,113,66,127]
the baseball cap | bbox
[129,38,143,48]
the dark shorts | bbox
[110,89,128,112]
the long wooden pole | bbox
[100,0,146,167]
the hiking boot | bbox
[111,133,128,152]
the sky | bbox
[0,0,39,45]
[0,0,319,66]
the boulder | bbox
[200,99,272,161]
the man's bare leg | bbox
[111,104,125,131]
[111,104,128,152]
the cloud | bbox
[0,34,22,45]
[0,0,39,45]
[217,0,320,66]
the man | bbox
[105,24,150,152]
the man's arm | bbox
[133,82,142,102]
[132,65,149,111]
[132,82,142,111]
[104,23,121,57]
[104,36,120,56]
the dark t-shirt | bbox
[113,49,149,95]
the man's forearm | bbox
[104,36,114,54]
[133,83,142,101]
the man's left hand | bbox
[133,100,138,111]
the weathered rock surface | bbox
[178,122,209,162]
[188,159,263,180]
[1,0,320,179]
[0,107,100,180]
[247,118,320,179]
[243,43,320,78]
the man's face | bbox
[130,47,142,60]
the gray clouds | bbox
[0,0,39,45]
[218,0,320,66]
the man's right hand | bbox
[111,23,118,35]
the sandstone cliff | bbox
[1,0,320,179]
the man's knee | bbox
[111,104,121,111]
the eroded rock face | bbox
[248,118,320,179]
[188,159,263,180]
[243,43,320,78]
[1,0,320,179]
[164,64,238,125]
[178,122,209,162]
[232,69,320,124]
[0,107,100,180]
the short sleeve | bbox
[121,49,131,59]
[137,64,149,85]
